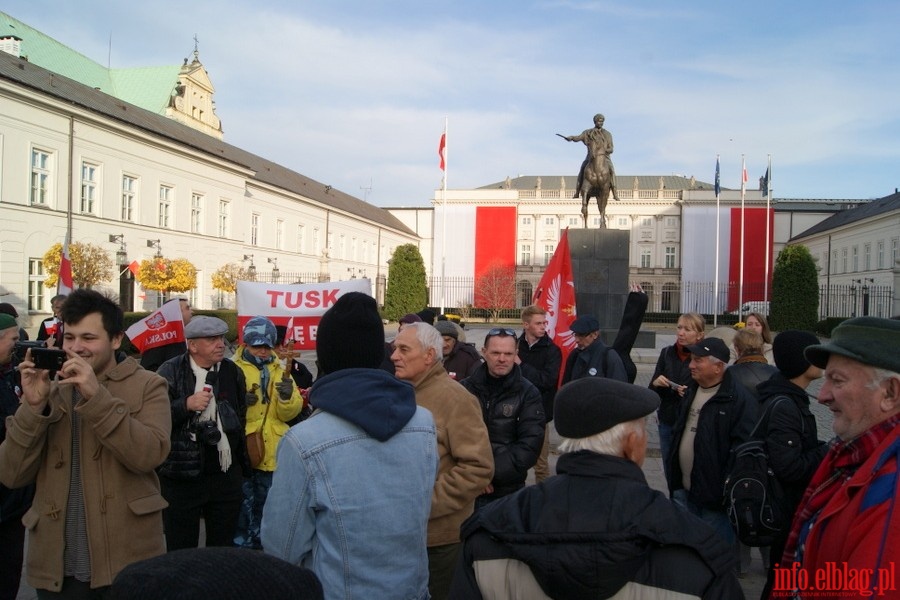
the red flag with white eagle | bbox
[532,229,577,383]
[57,232,74,296]
[125,298,186,353]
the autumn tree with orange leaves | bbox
[42,242,114,289]
[138,257,197,295]
[211,262,255,293]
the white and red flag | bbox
[125,298,186,353]
[532,229,577,382]
[283,316,295,345]
[57,232,74,296]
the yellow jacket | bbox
[232,346,303,471]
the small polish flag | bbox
[128,260,140,279]
[125,299,185,353]
[284,316,295,344]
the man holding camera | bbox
[0,289,171,598]
[156,316,250,551]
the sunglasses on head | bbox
[486,328,517,339]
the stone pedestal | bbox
[568,228,655,348]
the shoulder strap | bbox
[750,396,788,440]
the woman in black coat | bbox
[649,312,704,476]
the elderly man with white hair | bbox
[779,317,900,596]
[391,322,493,600]
[451,377,743,599]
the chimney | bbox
[0,36,22,58]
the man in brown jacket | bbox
[0,289,171,598]
[392,322,494,600]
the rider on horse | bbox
[564,114,621,202]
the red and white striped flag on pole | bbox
[57,232,74,296]
[125,298,186,353]
[532,229,577,384]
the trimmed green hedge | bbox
[815,317,846,338]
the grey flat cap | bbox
[184,316,228,339]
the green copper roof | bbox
[0,11,178,115]
[110,65,181,114]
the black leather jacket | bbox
[517,334,562,423]
[461,364,544,498]
[156,354,249,479]
[727,355,777,401]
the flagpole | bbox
[714,155,720,327]
[764,154,772,305]
[440,117,448,315]
[739,154,746,320]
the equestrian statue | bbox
[559,113,621,228]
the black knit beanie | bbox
[773,330,820,379]
[110,547,323,600]
[316,292,385,374]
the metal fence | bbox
[212,273,894,323]
[424,277,895,323]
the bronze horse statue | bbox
[578,141,614,228]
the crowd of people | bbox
[1,291,899,600]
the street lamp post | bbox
[147,239,164,307]
[147,239,162,257]
[109,234,133,311]
[243,254,256,279]
[268,257,279,283]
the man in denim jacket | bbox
[262,292,437,600]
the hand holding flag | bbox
[125,299,186,353]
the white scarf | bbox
[189,357,232,472]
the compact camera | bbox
[14,341,67,374]
[190,417,222,446]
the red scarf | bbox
[674,342,691,362]
[782,414,900,564]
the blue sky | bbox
[6,1,899,206]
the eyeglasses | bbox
[485,328,517,341]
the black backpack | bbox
[723,397,796,547]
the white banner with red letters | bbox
[236,279,373,350]
[125,298,186,352]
